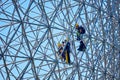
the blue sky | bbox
[0,0,120,80]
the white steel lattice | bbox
[0,0,120,80]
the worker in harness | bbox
[75,23,85,40]
[75,23,86,51]
[57,38,71,64]
[57,42,65,61]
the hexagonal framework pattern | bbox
[0,0,120,80]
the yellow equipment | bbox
[75,23,79,29]
[57,42,62,48]
[65,51,68,64]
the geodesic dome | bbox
[0,0,120,80]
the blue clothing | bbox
[77,41,86,51]
[76,26,85,41]
[65,42,70,63]
[58,41,71,63]
[78,26,85,34]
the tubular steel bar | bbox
[0,0,120,80]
